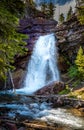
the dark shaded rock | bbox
[0,79,5,90]
[5,123,17,130]
[18,127,25,130]
[18,17,57,56]
[58,56,69,72]
[8,56,29,89]
[35,81,65,95]
[56,14,84,73]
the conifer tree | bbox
[68,47,84,80]
[0,0,27,79]
[47,2,55,18]
[66,6,73,20]
[41,2,47,14]
[77,6,84,24]
[59,13,65,23]
[75,46,84,79]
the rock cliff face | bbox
[13,17,57,88]
[13,14,84,88]
[18,17,57,53]
[56,14,84,72]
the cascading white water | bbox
[18,34,60,94]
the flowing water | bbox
[17,34,60,94]
[0,34,84,129]
[0,93,84,130]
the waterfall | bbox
[18,34,60,94]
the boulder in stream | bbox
[35,81,65,95]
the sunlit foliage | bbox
[75,46,84,80]
[68,47,84,81]
[77,6,84,24]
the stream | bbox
[0,34,84,129]
[0,92,84,130]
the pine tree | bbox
[77,6,84,24]
[75,46,84,80]
[59,13,65,23]
[0,0,27,79]
[66,6,73,20]
[41,2,47,14]
[47,2,56,18]
[41,1,55,19]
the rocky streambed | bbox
[0,92,84,130]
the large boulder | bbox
[34,81,65,95]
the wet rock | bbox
[15,113,34,121]
[74,101,83,109]
[40,102,49,110]
[18,127,25,130]
[30,103,39,109]
[5,123,17,130]
[80,107,84,112]
[35,81,65,95]
[7,56,29,89]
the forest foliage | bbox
[68,2,84,82]
[77,6,84,24]
[0,0,27,79]
[41,2,56,18]
[68,47,84,81]
[59,13,65,23]
[75,46,84,80]
[66,6,73,20]
[75,0,84,24]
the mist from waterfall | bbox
[18,34,60,94]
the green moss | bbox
[59,84,71,95]
[59,89,70,95]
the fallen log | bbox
[0,118,19,124]
[23,122,56,130]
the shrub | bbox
[68,46,84,81]
[68,65,78,79]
